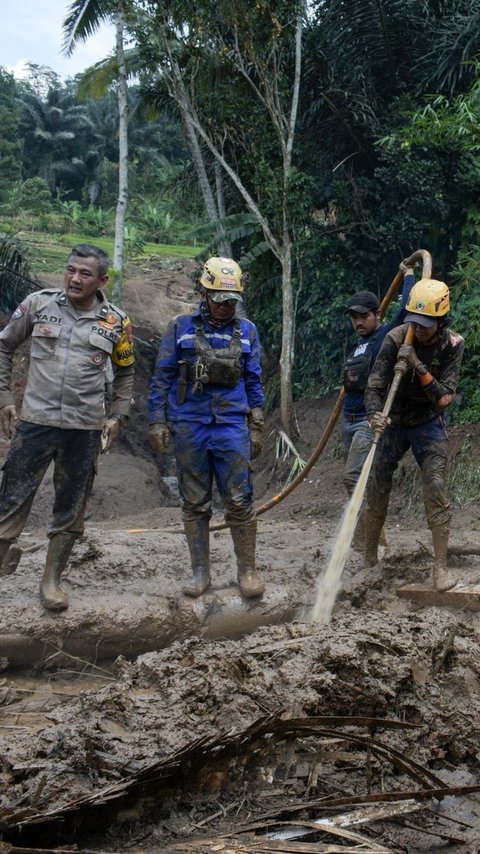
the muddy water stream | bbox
[310,443,376,623]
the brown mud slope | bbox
[1,258,480,852]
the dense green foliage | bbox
[2,0,480,420]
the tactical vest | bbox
[342,328,382,393]
[190,316,243,393]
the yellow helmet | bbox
[405,278,450,320]
[199,257,244,294]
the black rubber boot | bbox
[231,521,265,598]
[182,518,211,597]
[40,533,76,611]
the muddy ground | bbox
[1,258,480,853]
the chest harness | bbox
[177,317,244,401]
[343,328,382,393]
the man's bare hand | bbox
[0,405,16,439]
[101,417,121,453]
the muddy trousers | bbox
[172,420,259,595]
[0,421,102,542]
[172,420,255,526]
[365,418,450,565]
[342,416,383,550]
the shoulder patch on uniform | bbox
[11,303,27,320]
[111,316,135,367]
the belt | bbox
[344,414,367,422]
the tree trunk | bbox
[214,160,231,256]
[280,249,294,433]
[112,0,128,304]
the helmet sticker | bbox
[415,300,426,310]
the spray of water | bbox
[309,443,377,624]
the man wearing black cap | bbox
[342,260,415,548]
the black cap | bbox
[344,290,380,315]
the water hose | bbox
[209,249,432,530]
[126,250,431,534]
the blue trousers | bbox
[366,416,450,529]
[0,421,101,541]
[171,420,254,525]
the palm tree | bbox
[18,85,94,193]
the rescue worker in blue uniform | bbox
[148,257,265,599]
[342,259,416,548]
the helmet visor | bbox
[404,312,437,327]
[208,290,243,304]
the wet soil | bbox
[1,258,480,852]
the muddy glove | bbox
[0,404,16,439]
[369,412,391,436]
[101,417,121,453]
[149,422,171,453]
[398,343,422,371]
[248,407,264,460]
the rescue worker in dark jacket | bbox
[148,257,265,599]
[364,278,464,592]
[342,260,415,547]
[0,244,135,610]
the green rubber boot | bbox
[40,533,76,611]
[0,540,22,577]
[231,521,265,598]
[182,518,211,597]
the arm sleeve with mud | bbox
[364,331,399,416]
[244,324,265,410]
[148,320,179,423]
[0,297,34,409]
[383,272,415,333]
[418,331,464,407]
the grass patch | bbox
[395,435,480,514]
[2,228,201,276]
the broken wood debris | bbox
[397,582,480,610]
[1,713,477,850]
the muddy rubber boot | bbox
[351,511,365,552]
[431,525,456,593]
[0,540,12,576]
[40,533,76,611]
[364,516,384,567]
[1,544,23,577]
[182,518,211,597]
[231,521,265,599]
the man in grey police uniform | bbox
[0,244,135,611]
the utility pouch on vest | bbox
[343,334,378,392]
[191,317,243,393]
[177,360,188,404]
